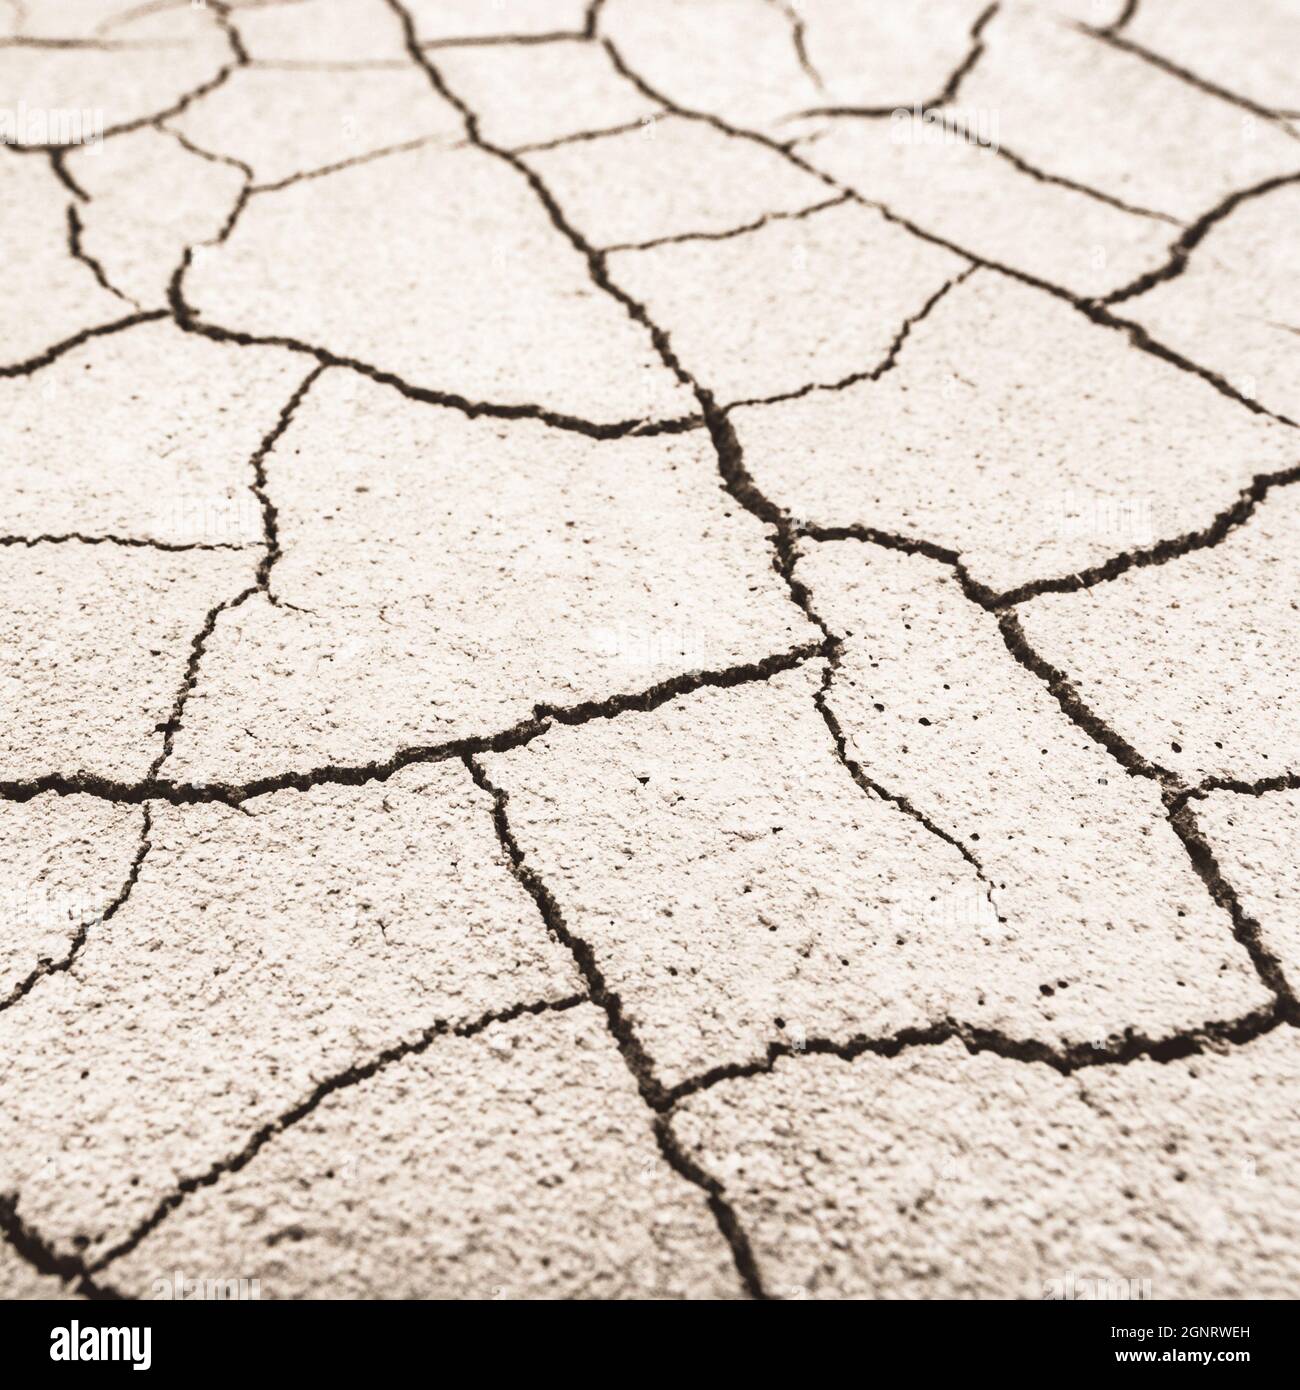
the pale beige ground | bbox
[0,0,1298,1302]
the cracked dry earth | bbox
[1,0,1299,1306]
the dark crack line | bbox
[1164,794,1299,1015]
[19,0,1285,1284]
[595,20,1296,429]
[510,116,661,156]
[651,1115,767,1298]
[78,995,589,1284]
[2,54,239,154]
[1082,23,1300,140]
[397,0,1284,1106]
[144,365,324,782]
[793,1,998,118]
[248,134,467,192]
[464,754,768,1298]
[378,10,701,415]
[463,757,667,1107]
[66,203,138,307]
[0,35,190,49]
[0,311,168,379]
[947,118,1183,225]
[927,0,999,108]
[599,26,811,154]
[603,191,851,255]
[860,165,1287,423]
[766,0,824,94]
[860,191,1289,423]
[790,109,1182,226]
[166,2,681,446]
[386,0,778,1295]
[48,148,88,201]
[0,804,152,1015]
[538,641,826,729]
[158,119,253,177]
[803,457,1300,614]
[793,521,1297,1018]
[169,265,697,441]
[797,527,1180,786]
[664,1000,1290,1107]
[208,0,249,67]
[248,365,325,600]
[992,609,1173,783]
[1100,170,1300,305]
[147,584,257,781]
[838,182,1291,425]
[401,4,1154,1282]
[1,0,245,155]
[0,532,250,553]
[421,31,587,51]
[0,642,824,808]
[1084,298,1296,426]
[407,5,1011,1011]
[1177,773,1300,808]
[206,168,254,245]
[726,266,974,409]
[1104,0,1139,36]
[7,1,1290,1293]
[772,548,1003,922]
[987,463,1300,607]
[0,1196,125,1300]
[797,520,964,567]
[809,632,1006,924]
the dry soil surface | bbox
[1,0,1299,1302]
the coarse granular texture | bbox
[1,0,1298,1302]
